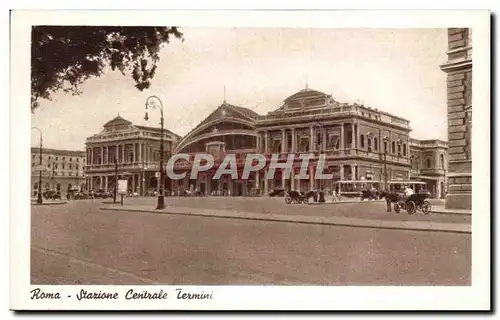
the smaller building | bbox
[31,147,86,197]
[84,115,181,195]
[409,139,448,198]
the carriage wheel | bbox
[303,197,309,204]
[407,201,417,214]
[394,203,401,214]
[285,195,292,204]
[422,201,432,215]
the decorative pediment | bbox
[103,115,132,128]
[283,88,330,103]
[196,103,257,129]
[174,102,258,153]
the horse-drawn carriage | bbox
[284,190,317,204]
[393,193,432,215]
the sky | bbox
[31,27,448,150]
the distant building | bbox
[440,28,472,209]
[84,115,181,195]
[31,147,86,197]
[409,139,448,198]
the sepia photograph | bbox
[10,9,490,311]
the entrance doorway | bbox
[234,182,243,196]
[211,179,218,195]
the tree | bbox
[31,26,183,112]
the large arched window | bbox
[440,154,445,169]
[360,135,365,148]
[374,138,378,151]
[391,141,396,154]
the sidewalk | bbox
[101,205,471,234]
[308,199,385,205]
[31,200,67,206]
[431,205,472,216]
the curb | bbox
[308,200,385,205]
[432,210,472,216]
[100,207,471,234]
[31,201,67,206]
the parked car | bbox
[93,189,112,199]
[73,191,91,200]
[268,188,285,197]
[43,190,62,200]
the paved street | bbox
[31,199,471,285]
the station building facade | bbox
[84,115,181,195]
[31,147,86,197]
[84,88,448,198]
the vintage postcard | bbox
[10,10,490,310]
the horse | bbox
[379,190,402,212]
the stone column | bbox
[264,170,269,195]
[291,128,296,153]
[340,123,344,150]
[116,144,119,163]
[340,165,344,180]
[122,145,125,163]
[281,129,286,153]
[440,28,472,210]
[104,176,108,191]
[309,166,314,189]
[350,165,355,180]
[255,170,260,193]
[133,143,137,163]
[310,126,315,152]
[323,128,327,151]
[100,147,104,164]
[138,142,142,163]
[351,123,356,150]
[297,178,301,192]
[264,131,269,154]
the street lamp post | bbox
[32,127,43,204]
[314,121,326,203]
[383,137,389,191]
[145,95,166,210]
